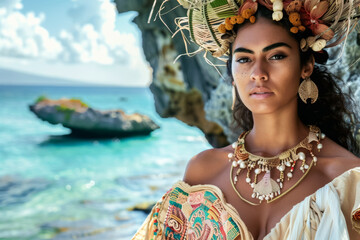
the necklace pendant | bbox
[231,125,322,205]
[253,171,280,202]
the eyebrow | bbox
[233,42,292,54]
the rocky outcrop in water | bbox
[29,98,159,138]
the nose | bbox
[250,60,268,82]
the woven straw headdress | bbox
[151,0,360,61]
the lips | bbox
[249,87,273,95]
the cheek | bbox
[231,63,253,105]
[232,63,249,83]
[233,76,252,108]
[279,68,301,89]
[233,71,249,97]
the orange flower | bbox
[230,16,237,25]
[285,0,302,14]
[290,27,299,34]
[249,16,256,23]
[241,9,253,19]
[225,17,231,25]
[289,12,301,26]
[225,22,234,30]
[298,25,306,31]
[218,24,227,33]
[239,0,258,19]
[236,15,245,24]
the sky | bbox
[0,0,151,86]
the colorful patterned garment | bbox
[132,167,360,240]
[164,187,241,239]
[132,181,250,240]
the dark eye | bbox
[270,54,286,60]
[236,57,251,63]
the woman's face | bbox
[231,17,308,115]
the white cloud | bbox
[0,0,143,66]
[0,9,63,60]
[58,0,142,65]
[0,0,23,10]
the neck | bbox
[245,110,308,157]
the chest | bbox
[208,163,331,239]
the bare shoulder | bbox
[183,146,232,186]
[318,137,360,180]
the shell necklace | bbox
[228,125,325,205]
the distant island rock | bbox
[29,97,160,138]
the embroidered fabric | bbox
[132,167,360,239]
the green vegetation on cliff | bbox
[35,95,48,103]
[34,96,90,122]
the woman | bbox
[133,0,360,239]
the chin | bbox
[245,102,278,114]
[251,109,277,115]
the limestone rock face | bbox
[205,81,243,143]
[115,0,231,147]
[29,98,160,138]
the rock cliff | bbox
[115,0,234,147]
[114,0,360,147]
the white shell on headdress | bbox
[306,36,327,51]
[311,39,327,51]
[272,0,284,20]
[273,0,283,11]
[272,11,283,21]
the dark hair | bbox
[226,5,360,156]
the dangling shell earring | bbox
[298,76,318,104]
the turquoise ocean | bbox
[0,85,211,239]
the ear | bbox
[301,55,315,79]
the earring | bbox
[298,76,318,104]
[232,85,236,110]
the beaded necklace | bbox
[228,125,325,205]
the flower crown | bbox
[170,0,360,60]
